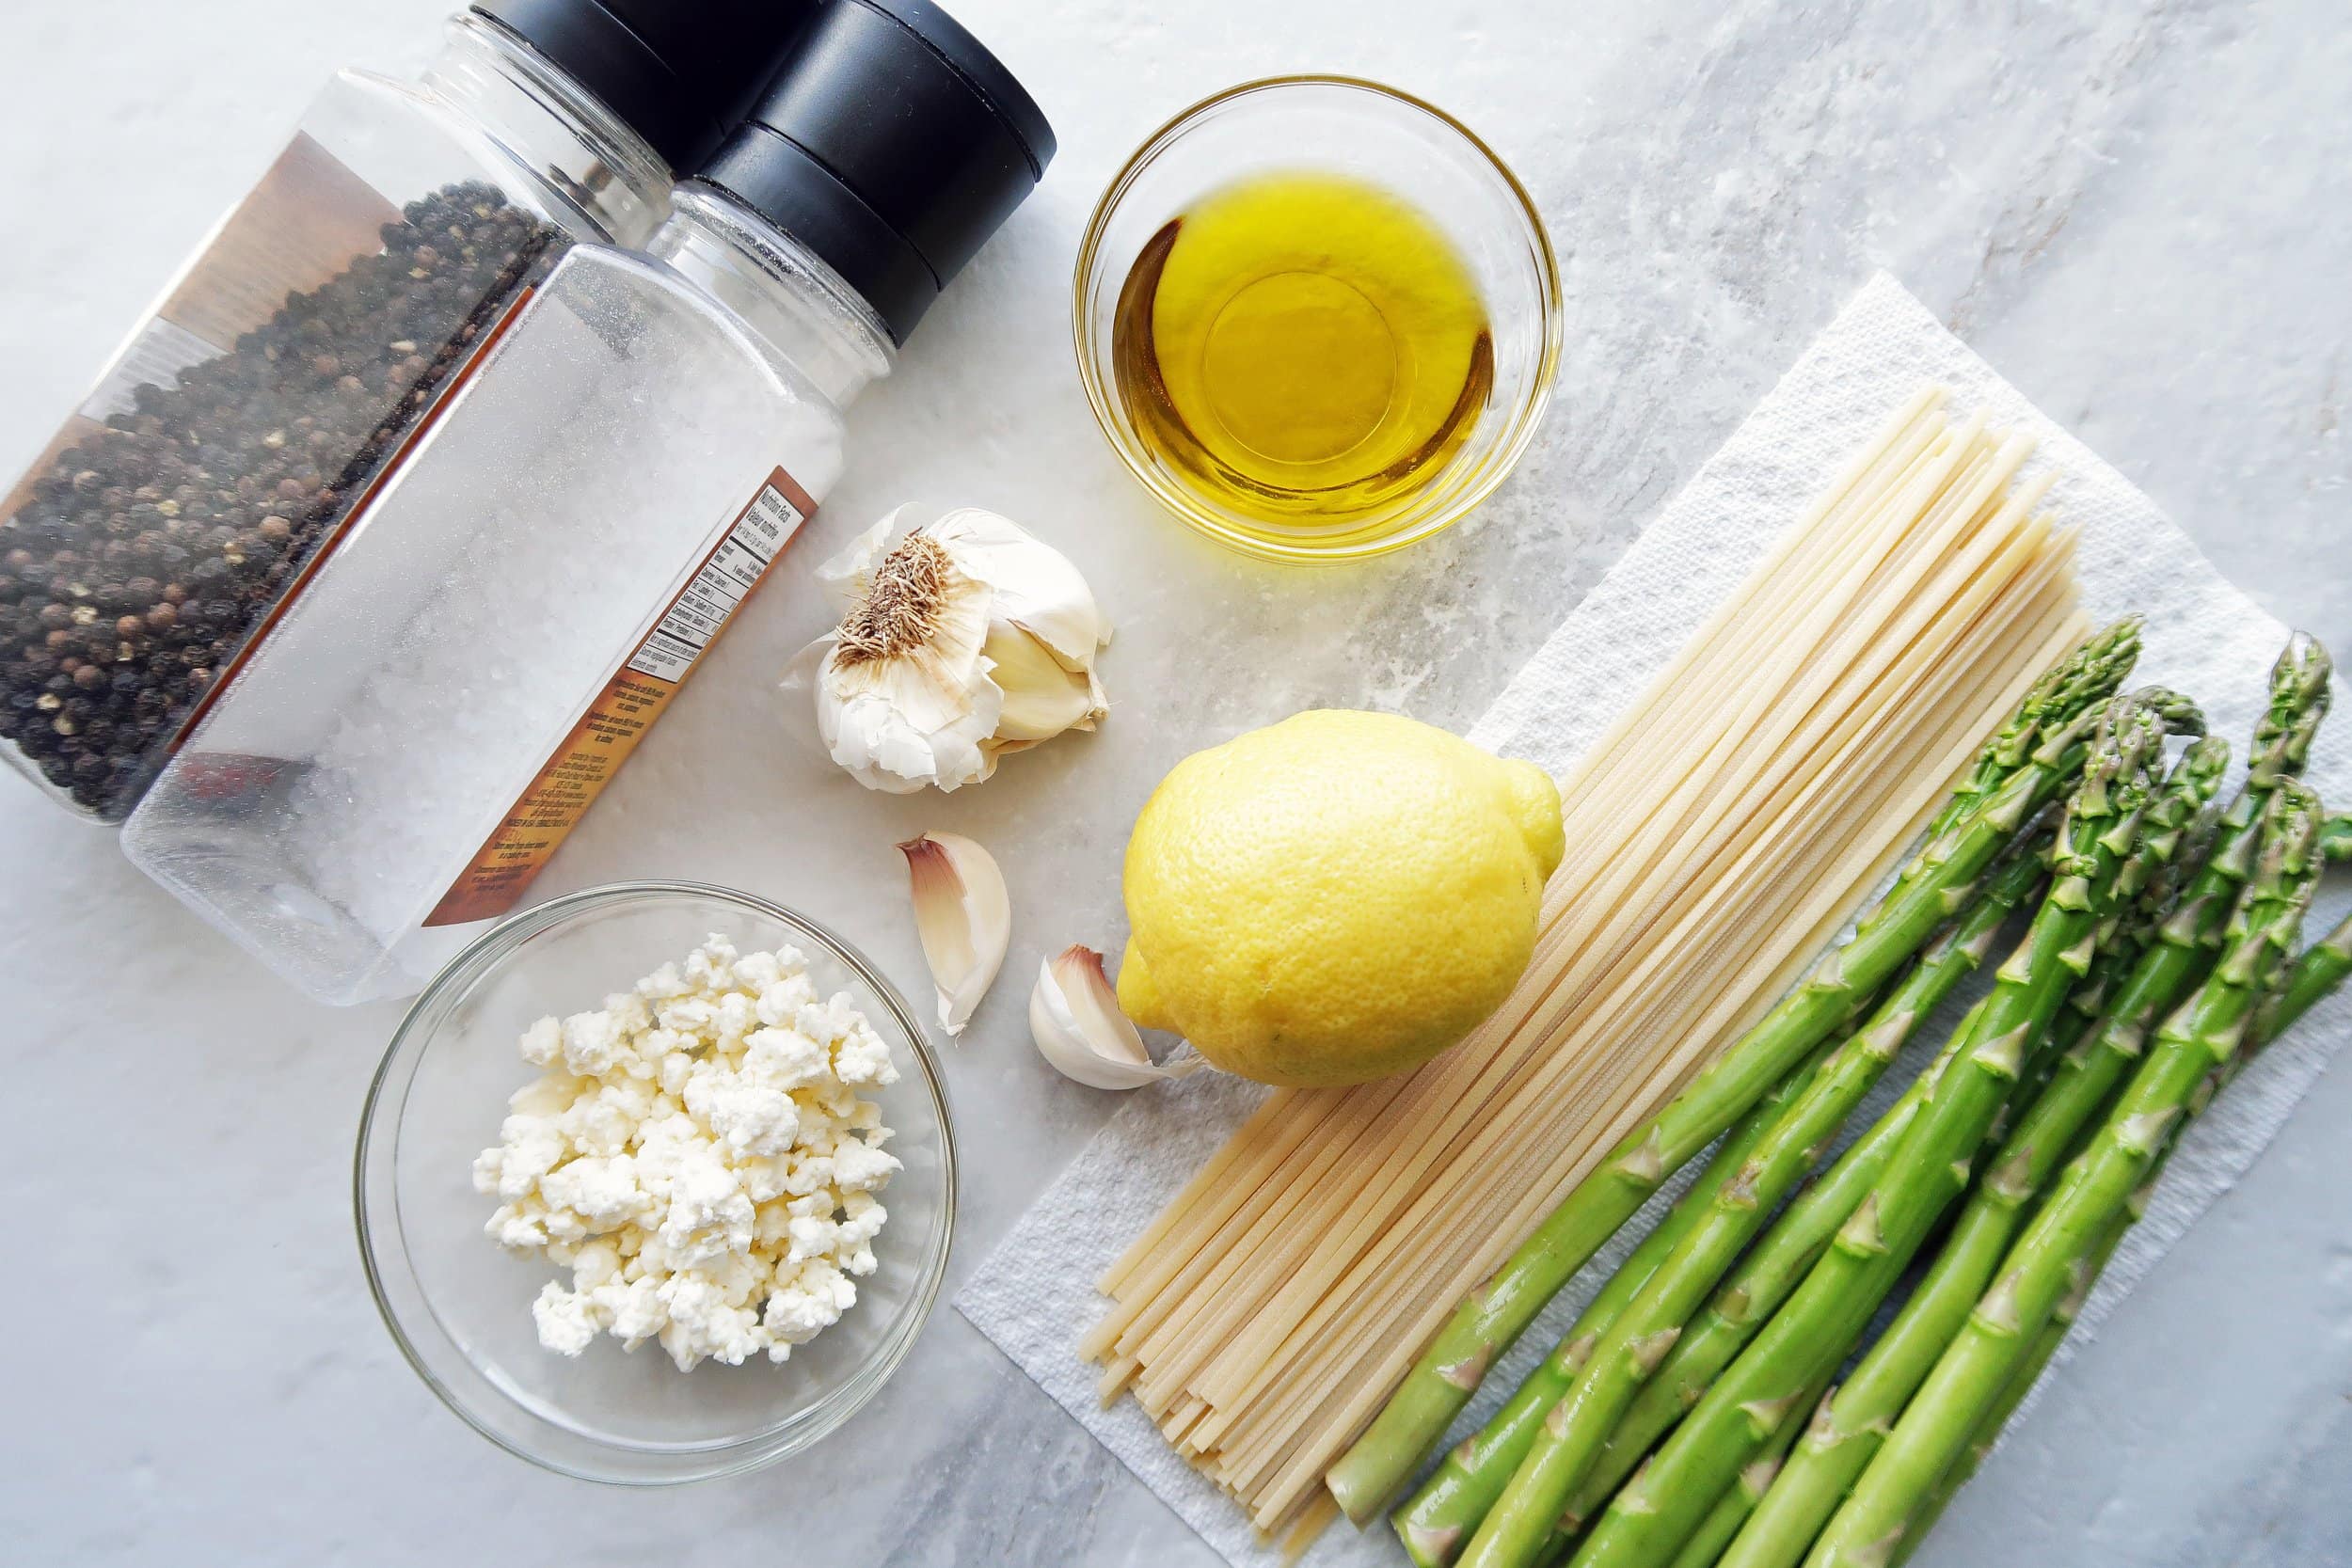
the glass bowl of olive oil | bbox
[1074,76,1561,563]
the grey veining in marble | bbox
[0,2,2344,1565]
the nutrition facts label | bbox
[426,467,814,927]
[628,482,806,683]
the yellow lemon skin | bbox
[1116,710,1565,1087]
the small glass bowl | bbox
[1073,76,1562,564]
[355,881,954,1485]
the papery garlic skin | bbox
[797,505,1110,793]
[930,508,1110,674]
[1028,945,1201,1090]
[898,832,1010,1036]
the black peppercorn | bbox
[0,182,560,814]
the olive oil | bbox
[1112,170,1492,528]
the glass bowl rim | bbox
[1071,72,1564,565]
[353,878,957,1486]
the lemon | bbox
[1116,710,1565,1087]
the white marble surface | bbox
[0,2,2344,1565]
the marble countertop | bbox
[2,2,2345,1563]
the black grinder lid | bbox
[470,0,820,172]
[693,0,1057,344]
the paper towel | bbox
[957,273,2352,1567]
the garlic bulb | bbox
[800,506,1111,793]
[1028,946,1203,1090]
[898,832,1010,1037]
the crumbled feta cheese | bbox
[572,1238,624,1290]
[763,1259,858,1352]
[787,1209,840,1264]
[559,1008,630,1076]
[532,1282,602,1355]
[518,1015,564,1067]
[486,1198,552,1250]
[475,936,898,1370]
[540,1154,649,1231]
[474,1113,566,1199]
[834,1020,899,1086]
[753,970,817,1027]
[686,1067,801,1159]
[838,1190,886,1246]
[710,990,758,1050]
[830,1135,902,1195]
[635,961,691,1001]
[560,1082,646,1157]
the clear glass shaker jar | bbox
[0,1,810,820]
[121,0,1055,1005]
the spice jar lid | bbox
[470,0,821,172]
[693,0,1056,344]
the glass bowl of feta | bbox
[356,880,955,1484]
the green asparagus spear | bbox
[1990,729,2223,1145]
[1562,699,2160,1568]
[1396,1054,1834,1568]
[1899,619,2144,881]
[1450,846,2055,1568]
[1559,788,2185,1560]
[1550,1008,1986,1544]
[1324,626,2140,1524]
[1711,736,2230,1568]
[2264,907,2351,1037]
[1898,638,2324,1318]
[1398,849,2050,1565]
[1994,673,2316,1161]
[1558,724,2201,1545]
[1890,888,2352,1568]
[1553,674,2219,1543]
[1881,1199,2129,1568]
[1803,784,2324,1568]
[1663,1374,1837,1568]
[1746,639,2325,1535]
[2260,809,2351,1038]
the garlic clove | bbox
[898,832,1010,1035]
[1028,945,1203,1090]
[985,622,1108,742]
[933,507,1112,672]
